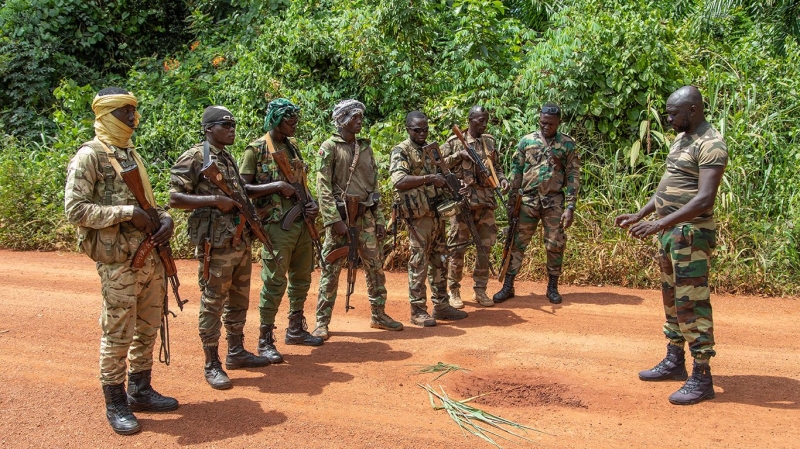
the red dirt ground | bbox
[0,250,798,448]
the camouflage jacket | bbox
[65,140,169,258]
[390,139,448,218]
[170,142,251,246]
[316,133,385,227]
[512,130,580,209]
[440,132,507,210]
[655,121,728,223]
[240,134,311,224]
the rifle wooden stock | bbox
[199,161,277,257]
[325,246,349,264]
[498,191,522,281]
[271,150,326,267]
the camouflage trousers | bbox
[258,220,314,326]
[447,207,497,291]
[196,243,252,347]
[507,201,566,276]
[407,214,449,308]
[657,221,716,360]
[97,250,165,386]
[316,212,386,327]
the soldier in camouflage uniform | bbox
[440,106,509,308]
[65,87,178,435]
[311,99,403,340]
[390,111,468,326]
[615,86,728,405]
[170,106,270,391]
[493,103,580,305]
[240,99,323,363]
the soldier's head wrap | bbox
[332,99,365,128]
[92,88,140,148]
[263,98,300,131]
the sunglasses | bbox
[541,106,561,115]
[211,121,237,129]
[407,127,429,133]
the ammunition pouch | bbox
[396,185,438,219]
[435,200,460,220]
[78,223,139,264]
[187,208,240,248]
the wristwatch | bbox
[566,204,576,211]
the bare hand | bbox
[215,196,241,214]
[560,209,574,229]
[376,224,385,240]
[500,179,510,194]
[305,201,320,220]
[277,181,296,198]
[628,220,662,239]
[458,180,469,197]
[332,220,348,236]
[458,149,471,161]
[151,216,174,245]
[614,213,640,228]
[131,207,158,234]
[431,174,446,188]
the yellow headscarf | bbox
[91,92,156,208]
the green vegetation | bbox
[1,0,798,294]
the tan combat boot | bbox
[311,323,329,341]
[450,287,464,309]
[473,289,495,307]
[370,304,404,331]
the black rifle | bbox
[498,190,522,281]
[423,142,496,276]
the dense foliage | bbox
[1,0,798,295]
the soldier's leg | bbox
[284,224,322,345]
[428,216,449,305]
[542,205,566,277]
[673,224,716,360]
[97,262,139,387]
[197,246,235,348]
[259,223,292,328]
[222,245,269,369]
[494,204,540,302]
[446,214,469,292]
[316,227,347,329]
[408,216,436,326]
[127,251,166,375]
[472,209,497,307]
[359,214,402,331]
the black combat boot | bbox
[432,302,468,320]
[285,310,325,345]
[204,345,232,390]
[493,273,516,303]
[127,369,179,412]
[639,343,689,381]
[103,383,141,435]
[226,333,271,369]
[410,305,436,327]
[258,324,284,363]
[546,275,562,304]
[668,360,715,405]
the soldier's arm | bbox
[240,146,292,199]
[509,139,527,191]
[563,140,581,207]
[440,139,463,170]
[64,147,134,229]
[370,152,386,227]
[316,141,341,227]
[168,149,239,212]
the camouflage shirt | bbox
[440,132,507,210]
[240,134,310,224]
[65,141,169,232]
[170,142,251,245]
[390,139,447,218]
[655,121,728,223]
[316,133,385,227]
[512,130,580,208]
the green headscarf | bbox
[263,98,300,131]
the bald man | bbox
[615,86,728,405]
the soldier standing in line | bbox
[493,102,580,305]
[170,106,270,391]
[311,99,404,340]
[240,99,323,363]
[65,87,178,435]
[440,105,509,308]
[616,86,727,405]
[390,111,468,327]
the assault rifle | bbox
[324,194,360,313]
[200,148,278,259]
[270,148,326,268]
[423,142,496,277]
[451,125,507,213]
[498,190,522,281]
[122,164,187,366]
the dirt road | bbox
[0,250,798,448]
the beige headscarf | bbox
[91,92,156,207]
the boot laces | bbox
[679,371,702,393]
